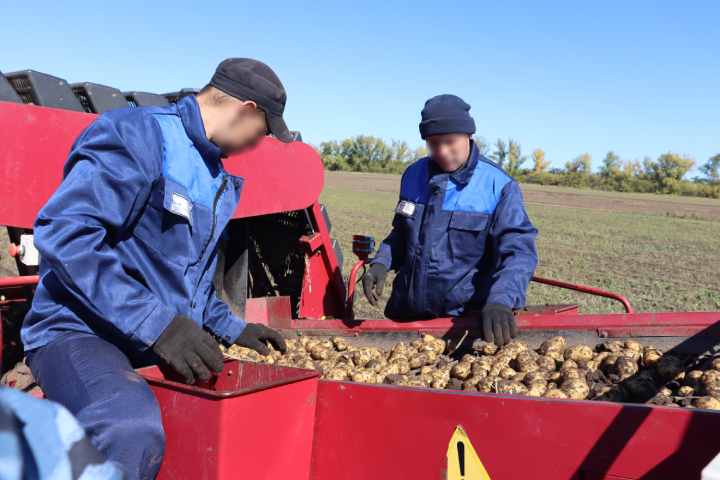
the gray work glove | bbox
[362,263,388,306]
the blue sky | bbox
[2,1,718,172]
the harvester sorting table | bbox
[1,69,719,479]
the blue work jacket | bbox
[22,96,246,354]
[372,141,538,319]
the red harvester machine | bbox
[1,69,720,479]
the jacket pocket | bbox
[447,211,489,262]
[132,180,195,267]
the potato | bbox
[477,378,495,393]
[332,337,349,351]
[547,371,562,383]
[537,355,557,371]
[684,370,704,390]
[564,345,593,363]
[409,353,429,369]
[352,348,374,368]
[501,340,529,358]
[451,362,472,380]
[600,340,624,353]
[421,334,446,355]
[656,355,684,380]
[512,372,527,383]
[380,363,401,376]
[613,357,639,380]
[523,370,548,386]
[561,368,583,382]
[544,389,569,399]
[431,367,451,389]
[527,382,548,397]
[513,351,539,373]
[499,367,518,380]
[712,358,720,371]
[693,396,720,410]
[642,348,663,367]
[677,385,694,397]
[702,370,720,386]
[620,349,641,362]
[561,379,589,400]
[624,339,642,352]
[539,336,566,355]
[659,386,673,397]
[464,375,485,388]
[351,370,378,384]
[544,350,564,363]
[560,359,578,371]
[496,380,528,395]
[472,339,498,356]
[310,345,331,361]
[366,359,386,373]
[324,367,350,381]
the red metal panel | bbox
[279,311,720,337]
[310,381,720,479]
[222,137,323,218]
[297,203,346,319]
[0,102,324,228]
[139,360,319,480]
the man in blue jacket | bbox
[363,94,538,346]
[22,58,288,479]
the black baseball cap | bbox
[209,58,292,142]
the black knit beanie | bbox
[419,94,476,139]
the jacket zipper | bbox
[192,175,228,267]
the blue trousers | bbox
[27,332,165,480]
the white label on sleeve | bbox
[396,200,416,217]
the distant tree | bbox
[531,148,550,174]
[565,153,592,175]
[505,139,527,177]
[472,136,490,155]
[491,139,508,167]
[644,152,694,183]
[413,145,428,159]
[600,151,622,178]
[622,159,643,178]
[700,153,720,182]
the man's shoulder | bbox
[95,104,177,135]
[475,155,513,183]
[401,156,430,180]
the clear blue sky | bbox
[3,1,718,172]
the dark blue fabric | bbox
[373,141,538,318]
[26,332,164,480]
[419,94,476,139]
[22,96,247,353]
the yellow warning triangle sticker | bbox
[446,425,491,480]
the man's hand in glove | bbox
[152,315,224,384]
[481,303,518,347]
[234,323,287,356]
[362,263,388,306]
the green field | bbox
[321,171,720,318]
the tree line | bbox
[317,136,720,199]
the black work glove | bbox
[362,263,388,306]
[234,323,287,356]
[481,303,518,347]
[152,315,224,384]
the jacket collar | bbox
[176,96,223,170]
[429,139,479,187]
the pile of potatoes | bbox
[222,334,720,411]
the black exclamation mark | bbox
[457,441,465,478]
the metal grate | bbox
[71,86,93,113]
[10,77,34,104]
[246,210,312,317]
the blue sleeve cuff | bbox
[208,313,247,346]
[129,302,177,350]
